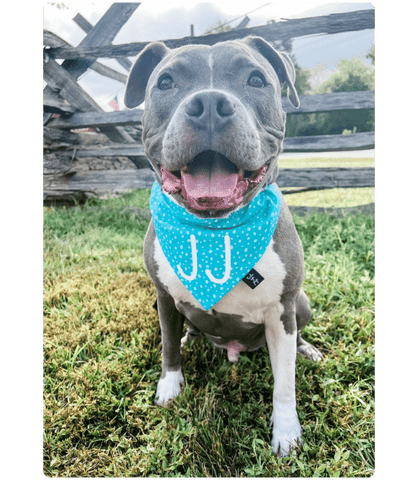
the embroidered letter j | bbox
[177,235,198,281]
[177,234,231,285]
[205,234,231,284]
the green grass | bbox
[285,187,374,208]
[43,186,374,477]
[278,156,374,169]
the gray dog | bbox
[125,36,323,457]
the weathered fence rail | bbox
[44,167,374,203]
[46,91,374,128]
[49,131,374,160]
[45,9,375,60]
[43,3,375,208]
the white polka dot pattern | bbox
[149,183,281,310]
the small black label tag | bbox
[242,268,265,290]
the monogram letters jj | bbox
[177,234,231,284]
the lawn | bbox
[43,168,375,477]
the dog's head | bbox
[125,36,299,218]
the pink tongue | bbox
[182,171,239,199]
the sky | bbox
[43,1,374,110]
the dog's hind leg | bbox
[296,289,323,362]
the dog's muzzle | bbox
[159,90,269,213]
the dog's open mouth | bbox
[160,150,267,212]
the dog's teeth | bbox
[238,168,244,176]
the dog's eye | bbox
[158,74,174,91]
[248,72,266,88]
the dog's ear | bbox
[124,42,170,109]
[243,36,300,108]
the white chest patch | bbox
[154,237,286,324]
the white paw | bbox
[180,328,200,349]
[155,370,184,405]
[297,343,324,362]
[271,408,303,457]
[180,333,189,349]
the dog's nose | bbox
[184,90,236,131]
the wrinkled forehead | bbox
[155,41,273,78]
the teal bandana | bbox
[149,182,281,310]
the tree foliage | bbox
[293,65,312,96]
[317,58,374,94]
[366,45,375,66]
[287,57,375,137]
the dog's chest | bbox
[153,236,286,323]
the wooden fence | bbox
[43,3,375,213]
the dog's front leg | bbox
[265,295,302,457]
[154,286,185,405]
